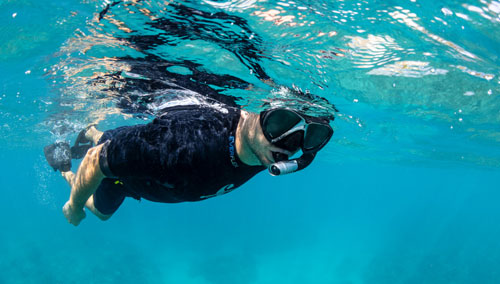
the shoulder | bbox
[155,104,241,123]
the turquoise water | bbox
[1,0,500,283]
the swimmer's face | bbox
[252,115,293,166]
[238,111,293,167]
[255,133,292,166]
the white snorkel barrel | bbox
[268,153,316,176]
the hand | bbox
[62,201,86,226]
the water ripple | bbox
[30,0,500,167]
[367,61,448,78]
[388,7,478,60]
[347,35,404,69]
[203,0,258,11]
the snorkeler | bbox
[44,104,333,226]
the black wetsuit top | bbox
[94,105,265,215]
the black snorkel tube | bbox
[268,152,316,176]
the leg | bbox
[90,178,129,220]
[70,125,104,160]
[85,195,112,221]
[61,171,111,221]
[61,143,106,226]
[85,125,104,145]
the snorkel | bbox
[260,108,333,176]
[269,152,316,176]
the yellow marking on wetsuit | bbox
[114,180,124,185]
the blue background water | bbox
[1,0,500,283]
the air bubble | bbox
[441,8,453,16]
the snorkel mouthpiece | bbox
[272,151,289,163]
[269,160,299,176]
[268,153,316,176]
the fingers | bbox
[268,145,292,156]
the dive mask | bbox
[260,108,333,175]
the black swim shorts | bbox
[92,178,131,215]
[93,126,144,215]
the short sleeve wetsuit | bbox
[94,105,265,215]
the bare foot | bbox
[63,201,86,226]
[85,125,103,145]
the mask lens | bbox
[274,131,303,152]
[263,109,301,139]
[304,123,332,150]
